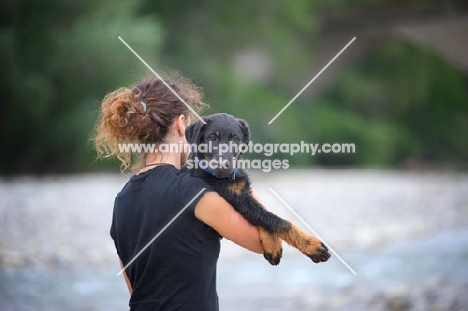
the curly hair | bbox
[93,74,208,172]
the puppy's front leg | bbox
[258,227,282,265]
[277,222,331,263]
[224,192,292,234]
[223,181,330,263]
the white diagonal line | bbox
[268,37,356,124]
[118,36,206,124]
[268,188,357,275]
[117,188,206,276]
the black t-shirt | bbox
[110,165,220,311]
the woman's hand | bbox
[120,259,133,295]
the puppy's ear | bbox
[185,118,207,144]
[237,118,250,144]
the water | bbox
[218,228,468,291]
[1,228,467,310]
[1,171,467,310]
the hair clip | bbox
[127,101,147,114]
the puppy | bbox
[182,113,330,265]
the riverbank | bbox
[1,169,467,310]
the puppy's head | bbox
[185,113,249,178]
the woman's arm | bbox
[119,259,133,295]
[195,191,264,254]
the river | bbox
[1,170,467,310]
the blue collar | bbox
[195,155,237,180]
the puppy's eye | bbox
[232,135,240,142]
[208,134,218,141]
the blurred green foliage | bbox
[319,42,468,167]
[1,0,162,173]
[1,0,467,174]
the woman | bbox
[94,75,264,310]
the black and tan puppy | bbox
[182,113,330,265]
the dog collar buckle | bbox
[195,156,237,180]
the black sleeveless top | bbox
[110,165,220,311]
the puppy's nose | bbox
[221,160,230,169]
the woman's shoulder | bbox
[178,170,213,194]
[120,164,213,202]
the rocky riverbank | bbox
[1,169,467,310]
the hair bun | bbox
[94,75,209,172]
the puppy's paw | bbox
[259,228,283,266]
[283,224,331,264]
[307,241,331,263]
[263,248,283,266]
